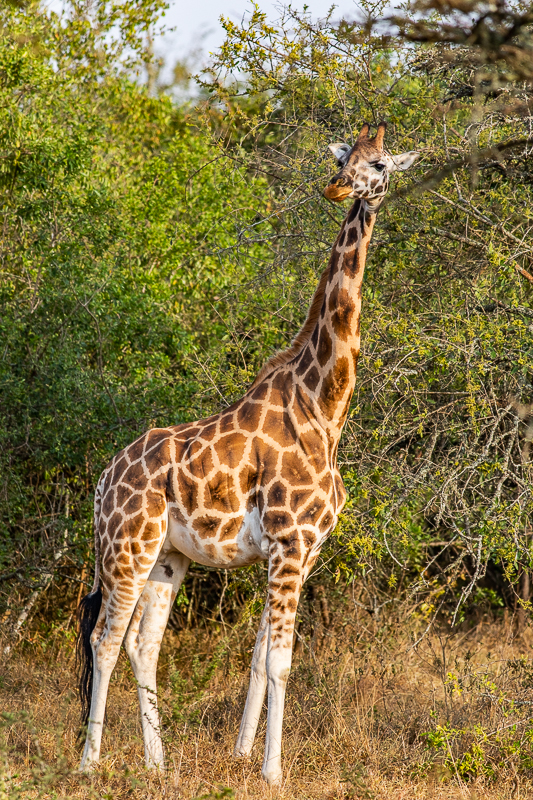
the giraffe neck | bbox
[291,197,381,435]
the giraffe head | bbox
[323,121,418,203]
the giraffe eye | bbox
[374,163,386,172]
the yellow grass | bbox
[1,598,532,800]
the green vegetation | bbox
[0,0,272,619]
[204,0,533,622]
[0,0,532,794]
[2,0,532,640]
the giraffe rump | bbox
[76,587,102,732]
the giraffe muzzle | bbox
[323,182,352,202]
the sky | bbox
[158,1,360,71]
[45,1,364,87]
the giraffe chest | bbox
[167,505,268,568]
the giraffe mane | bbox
[250,259,331,389]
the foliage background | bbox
[0,0,532,642]
[0,1,532,795]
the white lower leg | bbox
[80,643,121,770]
[125,552,190,769]
[262,645,292,786]
[136,666,164,768]
[126,591,167,769]
[234,603,269,757]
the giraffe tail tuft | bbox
[76,587,102,734]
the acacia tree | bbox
[199,1,533,622]
[389,0,533,621]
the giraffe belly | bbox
[167,506,268,568]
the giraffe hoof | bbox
[261,769,283,788]
[145,759,166,771]
[233,745,252,759]
[79,760,98,774]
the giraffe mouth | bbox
[323,184,353,202]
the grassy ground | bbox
[1,590,532,799]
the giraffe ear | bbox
[328,142,351,166]
[390,151,419,171]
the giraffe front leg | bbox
[261,535,312,787]
[234,601,269,757]
[262,638,294,787]
[124,551,190,769]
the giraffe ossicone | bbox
[77,121,418,786]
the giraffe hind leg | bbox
[124,549,191,769]
[234,600,269,757]
[80,586,148,770]
[80,526,168,770]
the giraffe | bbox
[77,121,418,786]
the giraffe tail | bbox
[76,586,102,732]
[76,479,104,732]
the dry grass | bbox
[1,595,532,799]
